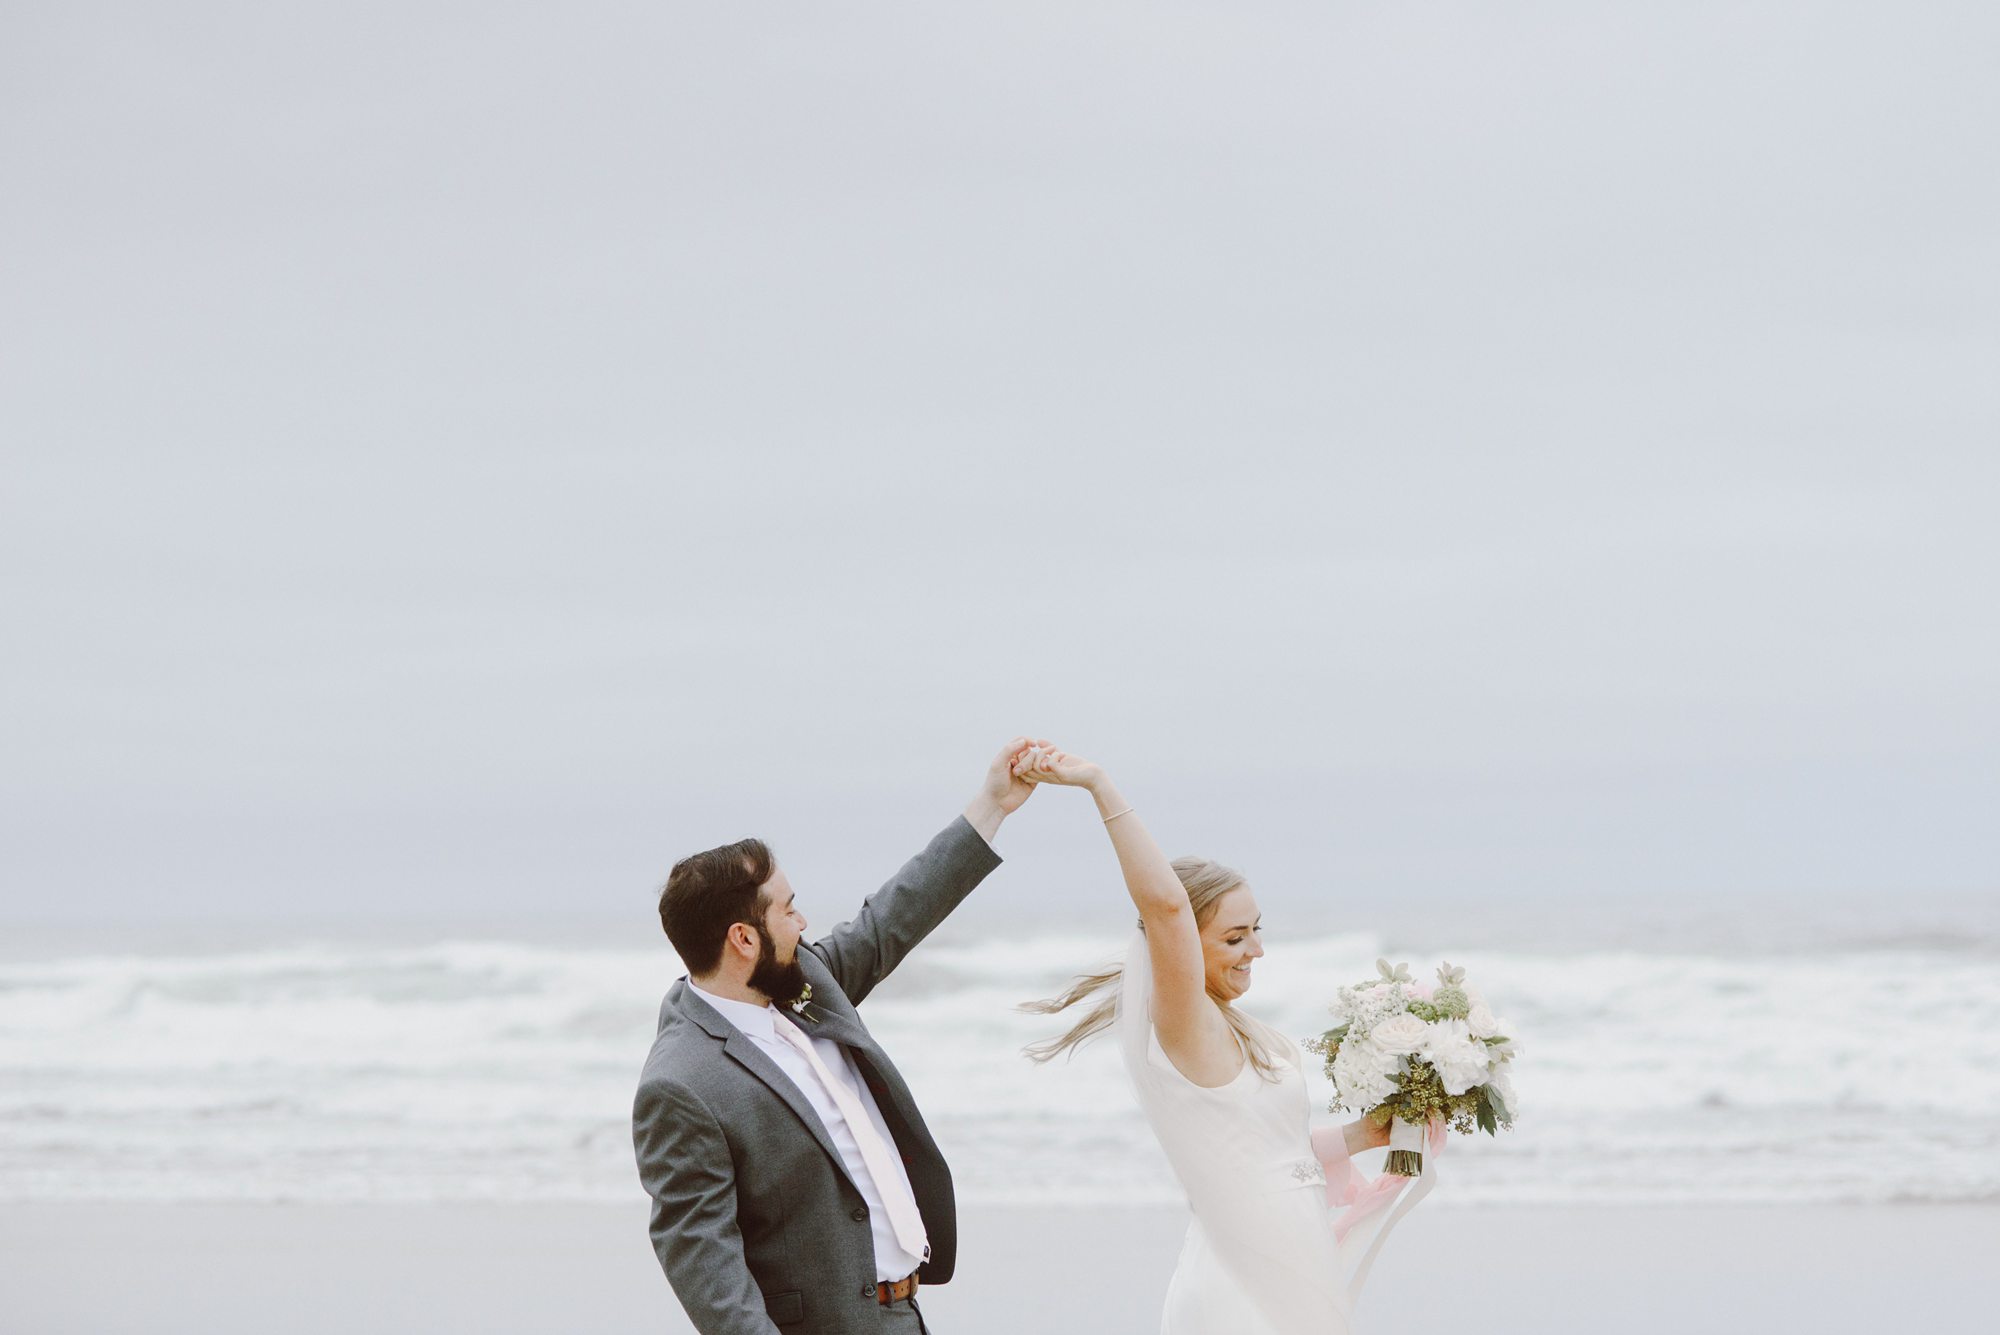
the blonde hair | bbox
[1020,856,1284,1080]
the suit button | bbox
[851,1207,868,1221]
[861,1285,874,1299]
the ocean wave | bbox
[1,932,1995,1205]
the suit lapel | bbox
[788,1002,872,1052]
[790,1001,932,1161]
[671,982,855,1187]
[720,1031,856,1180]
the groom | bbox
[633,738,1041,1334]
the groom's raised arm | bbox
[807,738,1036,1005]
[807,815,1001,1005]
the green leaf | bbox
[1473,1086,1497,1135]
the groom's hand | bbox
[962,736,1044,842]
[1012,744,1105,792]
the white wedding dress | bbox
[1117,934,1434,1335]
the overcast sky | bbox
[3,3,1995,932]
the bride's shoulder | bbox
[1241,1011,1305,1064]
[1140,1024,1266,1091]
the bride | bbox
[1019,746,1424,1335]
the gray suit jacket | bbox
[632,817,1002,1334]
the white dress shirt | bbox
[689,982,926,1282]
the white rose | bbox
[1331,1037,1401,1108]
[1370,1012,1430,1055]
[1421,1019,1491,1097]
[1466,1001,1498,1039]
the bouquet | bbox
[1305,959,1519,1176]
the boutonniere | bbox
[789,983,815,1021]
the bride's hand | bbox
[1012,745,1105,791]
[1350,1111,1394,1152]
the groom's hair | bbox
[659,838,775,975]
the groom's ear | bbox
[725,920,761,959]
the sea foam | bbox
[2,930,1995,1204]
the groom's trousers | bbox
[882,1297,930,1332]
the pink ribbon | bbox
[1315,1119,1446,1244]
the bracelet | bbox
[1101,806,1135,825]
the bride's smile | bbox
[1201,887,1265,1001]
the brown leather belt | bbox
[875,1273,919,1305]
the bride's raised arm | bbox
[1015,748,1243,1086]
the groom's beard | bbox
[748,932,808,1006]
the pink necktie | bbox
[770,1013,930,1262]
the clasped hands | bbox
[1011,743,1103,790]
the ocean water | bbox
[2,917,1997,1207]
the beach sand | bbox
[3,1201,1991,1332]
